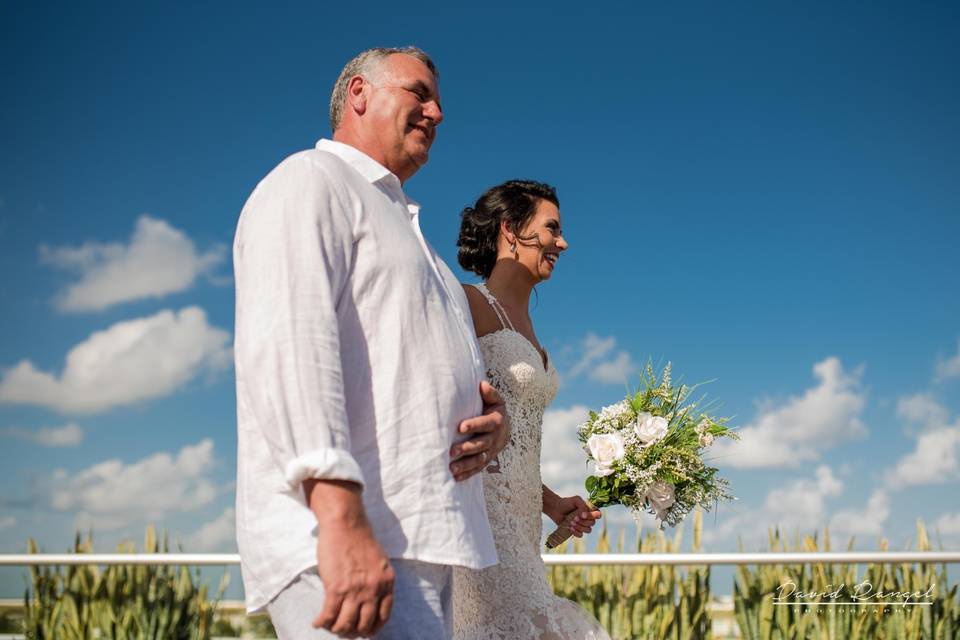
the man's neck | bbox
[332,128,412,184]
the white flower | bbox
[597,400,632,429]
[635,412,668,445]
[695,419,710,435]
[587,433,625,476]
[594,462,616,477]
[645,481,676,520]
[699,433,714,447]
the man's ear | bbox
[346,75,368,116]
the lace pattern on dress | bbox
[453,285,610,640]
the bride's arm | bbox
[542,484,601,537]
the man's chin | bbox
[393,151,429,181]
[409,148,430,169]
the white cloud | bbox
[888,393,960,488]
[0,306,231,414]
[600,506,661,532]
[50,439,219,529]
[897,392,949,430]
[934,512,960,535]
[711,357,867,468]
[0,516,15,530]
[703,465,844,547]
[567,333,637,385]
[567,334,614,377]
[1,422,83,447]
[888,424,960,488]
[591,352,637,384]
[186,507,236,552]
[829,490,890,538]
[541,405,592,499]
[763,465,844,529]
[934,339,960,382]
[40,215,226,312]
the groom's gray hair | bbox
[329,46,439,132]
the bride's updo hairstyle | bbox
[457,179,559,280]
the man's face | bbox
[363,54,443,182]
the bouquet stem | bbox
[545,502,594,549]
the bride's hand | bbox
[546,495,602,537]
[450,381,509,481]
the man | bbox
[233,47,508,639]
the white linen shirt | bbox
[233,139,498,612]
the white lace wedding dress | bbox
[453,283,610,640]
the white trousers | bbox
[266,559,453,639]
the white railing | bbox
[3,553,956,640]
[2,551,959,566]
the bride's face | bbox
[504,199,568,282]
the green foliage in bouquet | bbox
[548,508,712,640]
[578,361,738,526]
[23,526,227,639]
[734,521,959,640]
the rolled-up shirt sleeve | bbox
[234,154,363,490]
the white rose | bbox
[635,412,669,445]
[594,461,616,477]
[699,432,714,447]
[587,433,625,476]
[645,481,676,520]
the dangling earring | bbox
[510,241,517,253]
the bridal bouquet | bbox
[546,362,738,548]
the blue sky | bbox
[1,1,958,599]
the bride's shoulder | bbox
[461,283,502,337]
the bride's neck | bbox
[485,260,536,312]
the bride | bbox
[453,180,611,639]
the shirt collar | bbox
[315,138,420,211]
[315,138,396,183]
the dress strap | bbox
[471,283,516,331]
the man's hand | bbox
[449,381,510,481]
[305,479,395,638]
[544,492,601,537]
